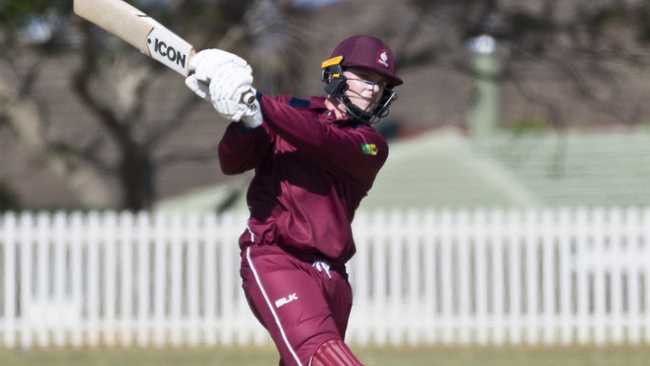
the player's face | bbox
[343,68,388,112]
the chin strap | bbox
[340,95,374,122]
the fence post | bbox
[2,213,17,348]
[169,213,183,347]
[186,213,201,346]
[153,212,169,347]
[19,213,34,349]
[610,208,624,344]
[220,213,235,346]
[644,209,650,343]
[34,212,50,347]
[119,212,135,347]
[405,209,421,346]
[491,209,506,345]
[87,212,101,347]
[626,207,642,343]
[136,212,151,347]
[541,209,556,345]
[592,208,606,346]
[103,212,118,346]
[423,210,437,344]
[202,213,218,345]
[506,209,523,345]
[69,212,84,347]
[524,209,539,345]
[388,209,404,346]
[558,208,573,345]
[575,208,590,344]
[474,209,488,345]
[52,212,67,347]
[456,210,470,344]
[440,209,455,344]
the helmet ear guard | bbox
[321,56,347,96]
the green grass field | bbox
[1,346,650,366]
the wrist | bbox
[242,104,263,128]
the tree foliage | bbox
[2,0,649,210]
[396,0,650,127]
[0,0,306,210]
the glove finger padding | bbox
[189,49,249,72]
[209,65,254,102]
[184,74,210,100]
[212,98,250,122]
[190,49,252,83]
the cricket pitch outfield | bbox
[1,345,650,365]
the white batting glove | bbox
[207,63,260,125]
[185,49,248,100]
[185,49,261,127]
[240,98,263,128]
[185,74,210,100]
[189,49,251,82]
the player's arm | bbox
[258,95,388,182]
[184,49,270,175]
[218,121,274,175]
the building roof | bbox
[156,129,650,212]
[483,130,650,206]
[360,130,539,209]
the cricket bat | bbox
[73,0,256,103]
[74,0,195,76]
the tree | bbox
[0,0,308,210]
[394,0,650,128]
[0,182,19,210]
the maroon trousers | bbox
[240,245,353,366]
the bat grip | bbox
[239,88,257,106]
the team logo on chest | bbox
[361,143,378,156]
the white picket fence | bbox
[1,208,650,349]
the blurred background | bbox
[2,0,650,212]
[2,0,650,365]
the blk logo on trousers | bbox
[275,293,299,308]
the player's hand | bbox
[185,49,261,127]
[185,74,210,100]
[186,49,248,100]
[189,49,251,83]
[208,63,262,127]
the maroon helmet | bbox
[329,35,403,86]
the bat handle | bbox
[239,88,257,106]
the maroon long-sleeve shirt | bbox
[218,95,388,265]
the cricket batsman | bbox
[185,35,403,366]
